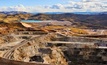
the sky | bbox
[0,0,107,12]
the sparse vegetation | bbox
[70,28,88,34]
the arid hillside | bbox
[0,13,32,23]
[0,22,25,34]
[0,12,107,28]
[29,13,107,28]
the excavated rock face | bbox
[4,36,17,42]
[49,47,68,65]
[9,33,68,65]
[0,36,16,44]
[0,37,5,44]
[2,31,107,65]
[62,48,107,65]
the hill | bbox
[0,11,107,28]
[29,13,107,28]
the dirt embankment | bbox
[0,57,50,65]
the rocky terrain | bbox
[29,13,107,28]
[0,12,32,23]
[0,29,107,65]
[0,11,107,65]
[0,11,107,28]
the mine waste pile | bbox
[0,29,107,65]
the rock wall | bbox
[11,33,68,65]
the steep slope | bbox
[0,22,25,34]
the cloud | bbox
[46,0,107,12]
[0,0,107,12]
[69,0,107,2]
[0,4,27,12]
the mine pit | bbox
[30,55,44,63]
[0,30,107,65]
[62,48,107,65]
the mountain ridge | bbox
[0,11,107,28]
[0,11,107,15]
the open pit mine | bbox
[0,14,107,65]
